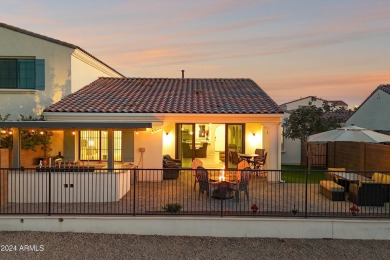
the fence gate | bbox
[301,142,328,167]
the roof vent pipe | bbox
[181,70,185,79]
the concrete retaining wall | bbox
[1,216,389,240]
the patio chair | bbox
[233,167,251,202]
[192,158,203,191]
[254,152,267,170]
[230,151,241,165]
[195,166,212,198]
[250,148,265,167]
[236,160,250,180]
[228,144,237,163]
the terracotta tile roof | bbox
[44,78,283,114]
[0,22,124,77]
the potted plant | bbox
[162,203,182,214]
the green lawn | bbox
[281,165,326,183]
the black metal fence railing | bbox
[0,167,389,218]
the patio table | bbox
[332,172,369,192]
[238,153,259,166]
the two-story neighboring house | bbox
[279,96,348,111]
[280,96,351,165]
[0,22,123,119]
[346,84,390,135]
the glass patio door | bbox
[177,123,195,167]
[226,124,245,169]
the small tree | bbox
[282,102,343,167]
[0,114,52,156]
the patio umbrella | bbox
[308,125,390,143]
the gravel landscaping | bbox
[1,231,390,259]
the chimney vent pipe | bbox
[181,70,185,79]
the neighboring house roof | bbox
[44,78,283,114]
[279,96,348,107]
[279,96,323,106]
[328,100,348,107]
[0,22,124,77]
[324,110,354,122]
[378,84,390,95]
[352,84,390,113]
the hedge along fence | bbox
[327,141,390,171]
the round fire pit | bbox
[212,181,235,200]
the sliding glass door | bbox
[177,124,195,167]
[176,123,244,169]
[226,124,245,169]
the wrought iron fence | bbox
[0,167,389,218]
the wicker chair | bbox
[349,181,384,206]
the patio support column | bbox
[107,129,114,169]
[12,128,21,168]
[262,122,281,182]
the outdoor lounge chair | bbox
[349,181,384,206]
[162,154,182,180]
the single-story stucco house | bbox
[1,77,284,182]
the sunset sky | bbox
[2,0,390,108]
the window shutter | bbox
[17,59,35,89]
[35,59,45,90]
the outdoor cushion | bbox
[372,172,383,182]
[327,168,346,172]
[382,174,390,184]
[320,180,345,192]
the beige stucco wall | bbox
[346,89,390,131]
[134,129,163,181]
[281,113,301,165]
[0,27,73,119]
[71,49,123,93]
[162,122,176,157]
[0,27,122,120]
